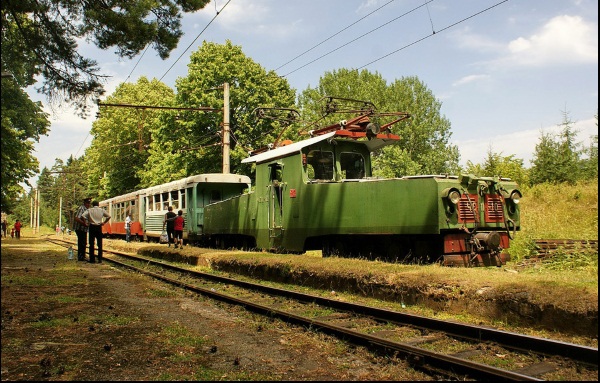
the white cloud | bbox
[504,15,598,67]
[451,26,504,52]
[452,74,490,87]
[192,0,301,40]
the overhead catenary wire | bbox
[274,0,398,72]
[280,1,434,78]
[355,0,509,71]
[158,0,232,82]
[124,44,151,83]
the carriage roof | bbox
[143,173,251,195]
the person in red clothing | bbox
[173,210,185,249]
[14,220,22,239]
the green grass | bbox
[508,178,598,269]
[162,322,208,348]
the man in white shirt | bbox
[81,200,111,263]
[125,214,132,243]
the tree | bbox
[580,113,598,180]
[297,69,460,176]
[1,0,211,116]
[530,111,582,184]
[140,40,296,186]
[0,77,50,212]
[464,147,529,186]
[82,77,175,199]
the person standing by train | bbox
[73,198,91,261]
[13,220,22,239]
[173,209,184,249]
[125,213,132,243]
[82,200,111,263]
[163,206,176,247]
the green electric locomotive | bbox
[203,111,522,266]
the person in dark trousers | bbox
[82,200,111,263]
[125,213,132,243]
[73,198,91,261]
[162,206,177,247]
[173,209,185,249]
[13,220,22,239]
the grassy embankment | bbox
[508,178,598,270]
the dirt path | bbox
[1,238,430,381]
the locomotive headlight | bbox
[510,191,522,204]
[448,190,461,205]
[442,188,461,205]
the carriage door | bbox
[268,163,284,238]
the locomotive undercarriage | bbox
[317,232,509,266]
[318,234,443,264]
[205,231,509,267]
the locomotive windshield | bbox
[306,149,334,181]
[340,152,365,179]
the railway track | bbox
[47,238,598,381]
[534,239,598,256]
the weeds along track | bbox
[47,238,598,381]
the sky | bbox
[27,0,598,186]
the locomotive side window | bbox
[340,152,365,179]
[269,163,283,183]
[306,149,334,181]
[210,190,221,203]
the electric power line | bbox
[356,0,509,71]
[281,0,434,78]
[274,0,398,72]
[159,0,233,82]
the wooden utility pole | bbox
[222,82,230,174]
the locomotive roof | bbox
[242,131,398,164]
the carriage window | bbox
[148,195,154,212]
[162,192,169,210]
[340,152,365,179]
[171,190,179,210]
[154,194,162,211]
[180,189,186,209]
[306,149,334,180]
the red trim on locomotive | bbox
[457,194,479,223]
[443,232,510,254]
[484,194,504,223]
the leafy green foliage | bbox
[141,40,296,185]
[0,78,49,212]
[1,0,210,116]
[297,69,460,176]
[529,111,588,184]
[464,149,529,186]
[83,77,175,198]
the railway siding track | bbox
[533,239,598,257]
[47,238,599,381]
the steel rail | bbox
[101,254,544,381]
[47,238,598,368]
